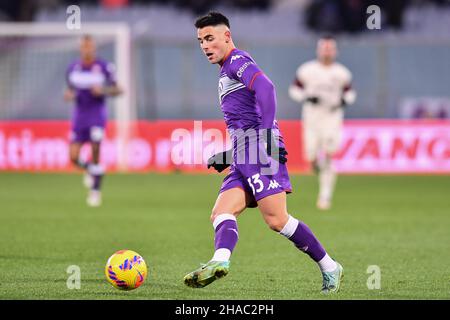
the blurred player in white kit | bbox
[289,35,356,210]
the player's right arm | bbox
[289,65,307,103]
[64,65,76,102]
[288,64,319,105]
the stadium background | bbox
[1,0,450,173]
[0,0,449,300]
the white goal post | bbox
[0,22,134,171]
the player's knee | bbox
[262,211,289,232]
[210,209,239,224]
[265,217,286,232]
[210,211,226,223]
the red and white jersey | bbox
[289,60,356,130]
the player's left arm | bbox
[231,58,275,128]
[231,57,287,163]
[96,85,122,97]
[91,62,123,97]
[104,62,123,96]
[288,65,311,104]
[340,67,356,108]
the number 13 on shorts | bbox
[247,173,264,195]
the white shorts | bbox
[303,125,342,161]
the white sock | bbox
[318,253,337,272]
[319,160,336,202]
[279,215,299,238]
[211,248,231,262]
[88,163,105,176]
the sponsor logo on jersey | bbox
[68,71,106,89]
[236,61,253,78]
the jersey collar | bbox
[220,48,237,68]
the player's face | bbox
[197,25,230,64]
[317,39,337,64]
[80,39,96,62]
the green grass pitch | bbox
[0,172,449,300]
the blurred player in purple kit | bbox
[64,35,122,207]
[183,12,343,294]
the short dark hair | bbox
[194,11,230,29]
[319,34,335,41]
[81,34,94,42]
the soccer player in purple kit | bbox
[64,35,122,207]
[183,12,344,294]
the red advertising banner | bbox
[0,120,449,173]
[334,120,450,173]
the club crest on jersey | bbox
[230,54,243,64]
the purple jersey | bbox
[219,49,285,148]
[217,48,292,205]
[66,59,116,130]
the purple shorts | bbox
[70,125,105,144]
[219,160,292,208]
